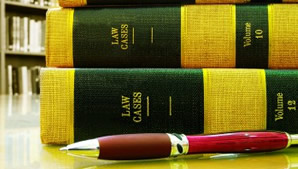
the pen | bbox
[60,131,298,160]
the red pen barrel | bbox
[187,131,289,154]
[98,133,172,160]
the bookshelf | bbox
[0,1,57,94]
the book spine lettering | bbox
[236,5,268,68]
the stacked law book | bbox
[41,1,298,144]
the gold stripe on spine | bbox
[203,69,267,134]
[40,68,75,144]
[195,0,249,3]
[268,4,298,69]
[46,9,74,68]
[58,0,87,7]
[181,5,235,68]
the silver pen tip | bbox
[60,147,68,151]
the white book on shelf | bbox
[18,66,29,95]
[16,16,21,51]
[23,17,29,52]
[34,20,40,53]
[27,68,32,95]
[12,16,17,51]
[41,20,45,52]
[29,19,38,53]
[20,17,24,52]
[37,20,42,52]
[40,0,44,6]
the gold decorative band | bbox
[181,5,236,68]
[195,0,249,3]
[59,0,87,7]
[268,4,298,69]
[203,69,267,134]
[46,8,74,68]
[40,68,75,144]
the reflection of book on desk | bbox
[5,128,40,168]
[40,68,298,144]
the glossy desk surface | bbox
[1,95,298,169]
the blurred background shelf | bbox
[5,1,49,12]
[0,0,57,94]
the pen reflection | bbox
[39,144,298,169]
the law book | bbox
[40,68,298,144]
[58,0,297,7]
[46,4,298,69]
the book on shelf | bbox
[12,67,19,95]
[40,68,298,144]
[30,66,41,95]
[57,0,298,7]
[6,15,46,53]
[46,4,298,69]
[6,65,41,95]
[18,66,29,95]
[6,65,13,95]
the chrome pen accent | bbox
[167,133,189,157]
[287,134,298,148]
[60,138,99,158]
